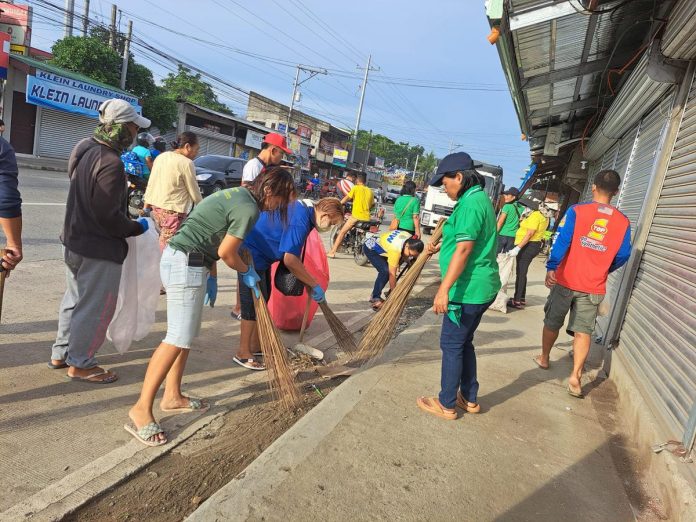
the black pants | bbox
[514,241,542,301]
[238,268,271,321]
[497,235,515,254]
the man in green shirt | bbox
[416,152,500,421]
[496,187,524,253]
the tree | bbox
[356,129,438,172]
[161,65,232,115]
[50,35,177,130]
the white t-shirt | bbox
[242,157,266,183]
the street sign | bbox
[0,33,10,79]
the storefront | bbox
[5,54,141,159]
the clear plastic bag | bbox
[107,218,162,353]
[490,253,516,314]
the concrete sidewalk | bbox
[0,231,440,520]
[190,262,643,522]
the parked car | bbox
[194,155,245,196]
[384,187,401,203]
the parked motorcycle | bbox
[329,202,383,266]
[127,174,147,219]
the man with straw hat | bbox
[49,99,151,384]
[416,152,500,420]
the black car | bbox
[194,155,245,196]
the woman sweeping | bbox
[507,203,551,309]
[392,180,421,238]
[234,197,345,370]
[126,168,296,446]
[143,131,202,252]
[416,152,500,420]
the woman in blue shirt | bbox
[132,133,154,177]
[234,198,345,370]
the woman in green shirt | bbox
[392,180,421,238]
[416,152,501,421]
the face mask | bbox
[315,217,333,232]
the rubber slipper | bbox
[66,369,118,384]
[567,385,584,398]
[233,356,266,371]
[416,396,457,420]
[160,397,209,413]
[533,356,549,370]
[124,422,167,447]
[47,361,68,369]
[230,311,242,321]
[456,391,481,413]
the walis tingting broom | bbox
[318,300,358,355]
[354,220,446,363]
[242,251,301,411]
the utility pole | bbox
[287,64,327,138]
[413,154,420,181]
[82,0,90,36]
[109,4,117,50]
[119,20,132,90]
[362,129,373,173]
[350,54,379,163]
[63,0,75,38]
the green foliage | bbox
[356,130,438,172]
[50,36,121,85]
[161,66,232,115]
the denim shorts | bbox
[160,246,208,348]
[543,283,604,335]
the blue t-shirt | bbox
[132,145,152,176]
[243,200,314,271]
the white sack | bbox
[490,253,516,314]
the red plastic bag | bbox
[268,229,329,331]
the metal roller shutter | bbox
[582,143,619,202]
[595,94,674,344]
[617,75,696,441]
[204,138,232,156]
[580,160,601,203]
[37,108,96,159]
[185,125,234,158]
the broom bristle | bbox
[355,221,445,363]
[319,300,357,354]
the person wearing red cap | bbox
[241,132,292,186]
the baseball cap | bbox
[429,152,482,187]
[263,132,293,154]
[98,99,151,129]
[502,187,520,196]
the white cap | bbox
[98,98,151,128]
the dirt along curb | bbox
[21,282,438,522]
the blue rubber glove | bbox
[204,275,218,307]
[240,265,261,299]
[136,217,149,233]
[311,285,326,303]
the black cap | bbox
[429,152,482,187]
[502,187,520,196]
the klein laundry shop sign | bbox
[26,69,142,118]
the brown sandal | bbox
[456,391,481,413]
[416,396,457,420]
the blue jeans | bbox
[439,301,493,408]
[363,246,389,300]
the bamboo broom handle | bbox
[0,249,6,324]
[299,291,312,343]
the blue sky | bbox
[28,0,530,185]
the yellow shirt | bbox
[515,210,549,244]
[377,230,412,267]
[348,184,374,221]
[144,151,203,213]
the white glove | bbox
[508,246,521,257]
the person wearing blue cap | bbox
[0,136,22,275]
[417,152,500,420]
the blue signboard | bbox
[26,69,141,119]
[519,162,537,190]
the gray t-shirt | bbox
[168,187,259,268]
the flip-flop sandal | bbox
[230,311,242,321]
[66,369,118,384]
[160,397,209,413]
[416,396,457,420]
[371,300,385,311]
[533,356,549,370]
[47,361,68,369]
[567,385,584,399]
[124,422,167,447]
[507,299,524,309]
[456,391,481,413]
[326,253,336,259]
[233,356,266,371]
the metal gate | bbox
[186,125,234,157]
[617,75,696,443]
[36,108,96,159]
[582,143,619,202]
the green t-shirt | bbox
[439,185,501,305]
[499,202,524,237]
[168,187,260,268]
[393,195,421,232]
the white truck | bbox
[419,161,503,235]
